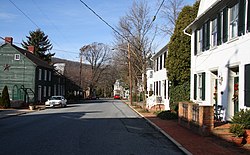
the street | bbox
[0,99,184,155]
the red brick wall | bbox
[178,102,214,136]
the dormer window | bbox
[14,54,20,60]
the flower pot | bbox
[231,137,243,146]
[244,129,250,144]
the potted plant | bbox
[229,123,245,146]
[231,109,250,144]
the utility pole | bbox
[128,43,133,105]
[79,52,83,87]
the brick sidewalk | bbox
[129,104,250,155]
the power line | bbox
[8,0,40,28]
[79,0,129,43]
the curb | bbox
[126,103,192,155]
[0,107,45,120]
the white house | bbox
[146,45,170,110]
[185,0,250,121]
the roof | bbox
[1,43,53,69]
[185,0,225,31]
[197,0,219,17]
[151,44,168,59]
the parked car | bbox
[45,96,67,108]
[114,94,120,99]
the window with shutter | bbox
[217,12,222,45]
[207,20,210,50]
[194,30,197,55]
[238,0,245,36]
[229,3,239,38]
[202,72,206,100]
[194,74,197,100]
[245,64,250,107]
[223,7,228,43]
[248,0,250,31]
[212,18,218,47]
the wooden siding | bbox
[0,44,36,101]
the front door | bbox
[233,77,239,114]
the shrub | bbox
[229,124,245,137]
[0,86,10,108]
[231,109,250,129]
[169,81,190,111]
[156,110,178,120]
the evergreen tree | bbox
[165,1,199,106]
[0,86,10,108]
[22,29,54,62]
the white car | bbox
[45,96,67,108]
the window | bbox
[198,72,206,101]
[196,28,203,53]
[38,85,42,101]
[164,80,167,99]
[211,18,218,47]
[160,55,162,70]
[149,71,153,78]
[164,52,167,67]
[39,69,42,80]
[150,84,153,91]
[48,71,51,81]
[44,70,47,81]
[159,81,161,96]
[230,3,239,38]
[54,84,57,95]
[44,86,47,97]
[14,54,20,60]
[48,86,51,97]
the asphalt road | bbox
[0,99,184,155]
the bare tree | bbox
[80,42,111,97]
[159,0,184,36]
[114,1,157,107]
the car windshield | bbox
[50,96,62,100]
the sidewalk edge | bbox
[127,103,192,155]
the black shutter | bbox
[206,20,210,50]
[245,64,250,107]
[223,7,228,43]
[194,30,197,55]
[202,24,205,51]
[248,0,250,31]
[194,74,197,100]
[217,13,222,45]
[202,72,206,101]
[238,0,246,36]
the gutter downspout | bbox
[183,27,192,37]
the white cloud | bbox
[0,12,17,22]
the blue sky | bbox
[0,0,195,61]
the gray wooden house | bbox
[0,37,66,104]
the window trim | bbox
[14,54,20,60]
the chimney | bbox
[5,37,13,44]
[28,46,35,54]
